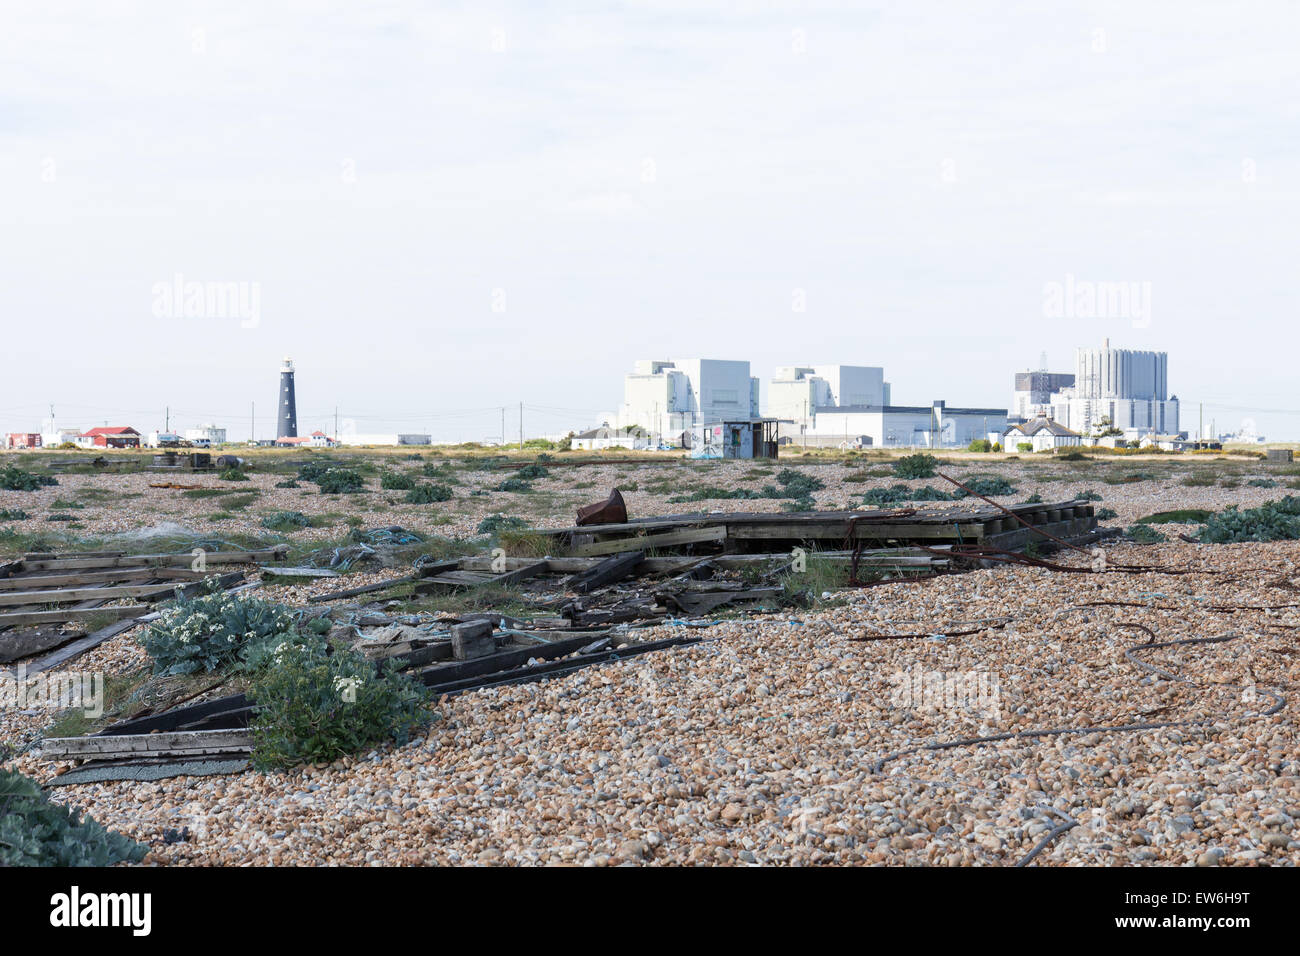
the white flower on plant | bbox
[334,675,363,702]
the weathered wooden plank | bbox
[571,525,727,557]
[0,605,151,628]
[259,566,341,579]
[569,551,645,594]
[22,546,289,572]
[0,581,199,607]
[0,567,209,591]
[491,560,550,588]
[43,728,253,760]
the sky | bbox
[2,1,1299,442]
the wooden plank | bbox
[569,551,645,594]
[0,567,209,591]
[306,575,416,603]
[22,546,289,572]
[42,728,253,760]
[491,560,550,588]
[259,566,340,579]
[0,581,202,607]
[727,522,984,541]
[0,605,151,628]
[571,525,727,557]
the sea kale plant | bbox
[247,634,431,770]
[893,453,938,479]
[0,768,147,866]
[1199,496,1300,543]
[141,584,298,676]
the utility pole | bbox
[1199,402,1203,443]
[250,402,255,444]
[501,407,506,446]
[334,406,339,441]
[165,406,169,432]
[518,402,523,451]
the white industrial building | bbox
[768,365,891,434]
[184,423,227,445]
[800,401,1008,449]
[1037,342,1180,438]
[336,433,430,446]
[617,359,759,440]
[1011,371,1076,420]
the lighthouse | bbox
[277,357,298,439]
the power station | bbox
[277,357,298,439]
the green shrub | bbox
[967,439,992,453]
[0,508,30,520]
[1078,490,1103,501]
[1181,473,1217,487]
[261,511,312,531]
[0,466,58,491]
[218,467,249,482]
[247,635,431,771]
[1199,496,1300,543]
[1248,478,1279,488]
[380,470,416,491]
[774,468,825,497]
[1057,450,1088,461]
[1095,507,1118,520]
[478,514,530,536]
[893,454,938,479]
[0,768,147,866]
[958,476,1016,497]
[315,468,365,494]
[405,483,453,504]
[1016,443,1033,453]
[496,477,533,493]
[142,585,297,676]
[274,479,300,489]
[1138,508,1213,525]
[515,463,549,480]
[1020,492,1043,504]
[1126,524,1167,543]
[861,483,959,505]
[297,459,337,483]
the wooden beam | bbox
[0,581,199,607]
[569,550,645,594]
[571,525,726,557]
[0,567,210,591]
[42,728,253,760]
[0,605,151,629]
[22,546,289,572]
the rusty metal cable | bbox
[869,630,1284,775]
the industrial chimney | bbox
[277,357,298,438]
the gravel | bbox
[3,454,1299,866]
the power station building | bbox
[768,365,891,434]
[770,363,1003,448]
[616,359,760,441]
[1014,342,1180,438]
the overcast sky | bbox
[2,1,1298,442]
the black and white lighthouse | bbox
[277,357,298,439]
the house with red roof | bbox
[79,426,142,448]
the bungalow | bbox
[274,430,336,448]
[1003,417,1082,452]
[79,426,141,449]
[570,425,652,451]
